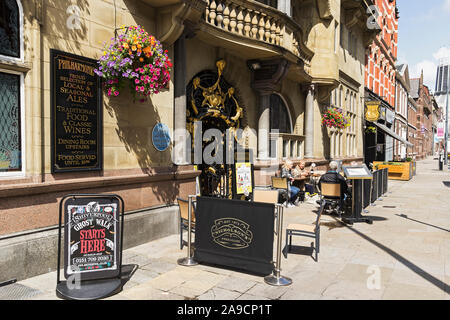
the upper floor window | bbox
[0,0,21,59]
[270,94,292,134]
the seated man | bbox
[318,161,349,209]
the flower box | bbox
[373,161,412,181]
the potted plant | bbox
[94,25,172,101]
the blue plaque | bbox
[152,123,171,152]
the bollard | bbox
[264,204,292,286]
[177,195,198,266]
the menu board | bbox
[343,164,373,180]
[64,197,121,281]
[51,49,102,172]
[235,162,253,195]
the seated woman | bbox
[281,160,300,207]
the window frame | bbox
[0,0,24,63]
[0,68,26,178]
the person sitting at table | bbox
[318,161,349,203]
[293,161,310,178]
[281,160,300,207]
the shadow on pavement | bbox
[395,214,450,233]
[331,217,449,294]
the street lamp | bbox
[445,61,450,166]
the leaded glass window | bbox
[0,0,20,58]
[0,72,22,172]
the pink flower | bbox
[114,91,119,96]
[140,86,145,92]
[135,79,140,84]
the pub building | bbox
[0,0,378,282]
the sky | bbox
[397,0,450,91]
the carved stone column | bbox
[173,34,188,165]
[277,0,292,17]
[249,59,290,160]
[304,84,316,158]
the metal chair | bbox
[284,200,325,262]
[271,176,289,207]
[177,197,196,250]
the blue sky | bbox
[397,0,450,90]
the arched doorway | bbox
[186,60,243,197]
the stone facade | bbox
[0,0,377,280]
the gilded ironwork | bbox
[186,60,243,198]
[187,60,243,132]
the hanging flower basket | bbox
[321,107,351,130]
[94,25,172,101]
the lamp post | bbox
[445,63,449,166]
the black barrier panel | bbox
[371,171,378,203]
[363,179,371,208]
[352,179,363,216]
[377,170,383,198]
[194,197,274,276]
[383,168,388,194]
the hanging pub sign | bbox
[51,49,102,173]
[365,101,381,122]
[63,196,121,281]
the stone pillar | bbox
[277,0,291,16]
[258,93,271,160]
[173,34,188,165]
[304,84,315,158]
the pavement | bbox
[1,157,449,300]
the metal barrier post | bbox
[178,195,198,266]
[264,204,292,286]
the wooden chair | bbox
[253,189,279,204]
[177,197,196,250]
[319,182,343,216]
[284,200,325,262]
[253,189,280,235]
[271,176,289,206]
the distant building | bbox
[410,72,434,159]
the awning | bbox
[371,122,414,147]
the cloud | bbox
[444,0,450,12]
[433,46,450,62]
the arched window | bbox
[270,94,292,134]
[0,0,21,59]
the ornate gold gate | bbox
[186,60,243,197]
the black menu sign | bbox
[64,197,121,281]
[51,49,102,172]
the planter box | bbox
[373,161,412,181]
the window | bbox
[0,0,22,59]
[0,70,24,174]
[270,94,292,134]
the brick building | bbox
[410,72,434,159]
[363,0,409,165]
